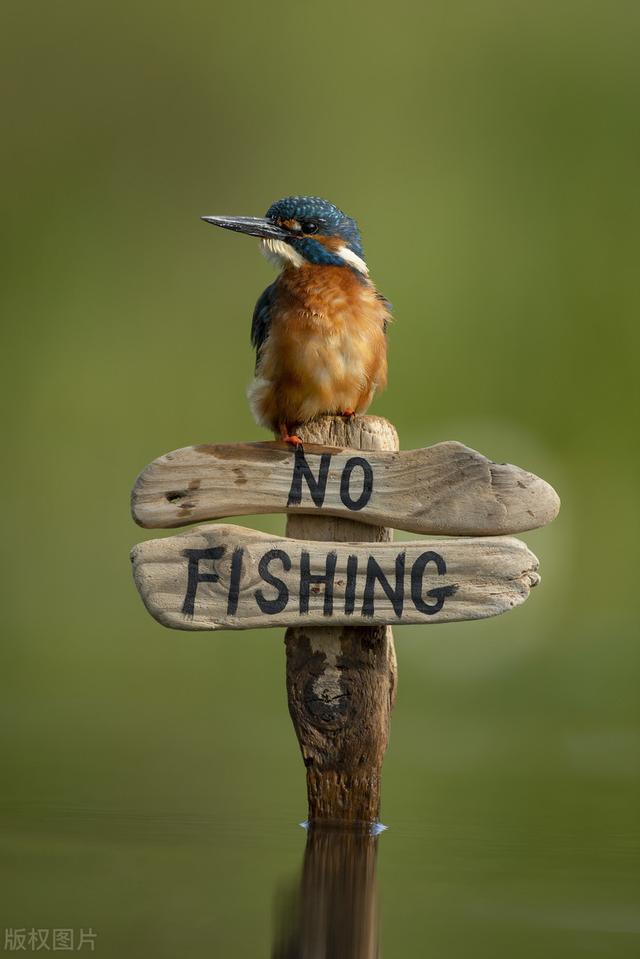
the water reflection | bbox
[272,823,381,958]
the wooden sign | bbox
[131,523,540,631]
[131,440,559,535]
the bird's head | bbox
[202,196,367,275]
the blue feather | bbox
[251,282,276,370]
[266,196,364,258]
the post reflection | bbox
[272,823,381,958]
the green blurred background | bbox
[1,1,638,955]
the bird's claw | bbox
[279,426,304,449]
[341,408,356,420]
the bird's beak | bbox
[201,215,291,240]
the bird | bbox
[202,196,390,447]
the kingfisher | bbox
[202,196,390,447]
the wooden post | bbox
[285,415,399,825]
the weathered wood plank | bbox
[130,523,540,632]
[131,417,560,535]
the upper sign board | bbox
[131,441,559,536]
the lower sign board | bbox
[131,524,540,631]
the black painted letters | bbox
[299,550,338,615]
[181,541,455,621]
[340,457,374,511]
[255,549,292,614]
[286,449,374,512]
[411,551,458,614]
[226,547,244,616]
[287,448,331,507]
[362,552,406,617]
[182,546,225,616]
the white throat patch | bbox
[260,239,305,269]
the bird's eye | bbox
[303,220,319,234]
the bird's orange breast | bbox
[248,264,388,432]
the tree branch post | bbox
[284,415,399,825]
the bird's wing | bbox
[251,281,277,371]
[376,291,393,334]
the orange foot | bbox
[341,408,356,420]
[278,424,303,448]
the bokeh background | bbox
[2,1,638,956]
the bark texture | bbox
[285,415,398,824]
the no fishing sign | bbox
[130,437,557,632]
